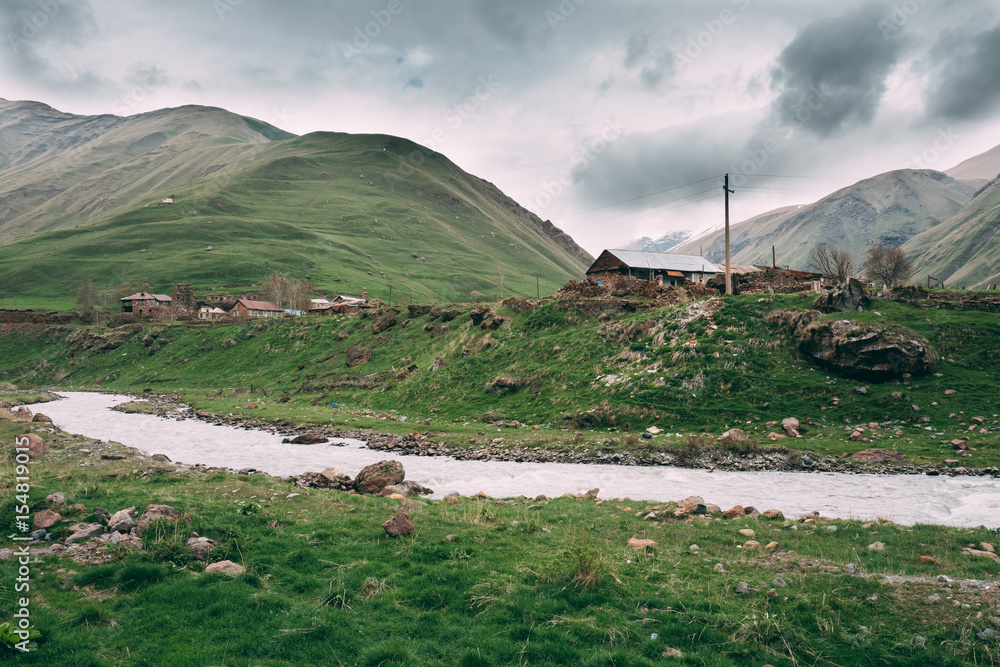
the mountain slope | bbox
[674,171,974,270]
[0,107,591,306]
[904,180,1000,289]
[0,99,295,242]
[625,230,692,253]
[946,144,1000,184]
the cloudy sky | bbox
[3,0,1000,253]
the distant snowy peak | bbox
[625,230,693,253]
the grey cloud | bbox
[624,33,649,68]
[771,3,906,136]
[927,23,1000,121]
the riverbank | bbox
[1,293,998,471]
[2,415,999,664]
[76,390,1000,478]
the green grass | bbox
[1,293,997,468]
[0,132,586,308]
[0,433,998,665]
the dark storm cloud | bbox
[1,0,104,90]
[926,23,1000,121]
[770,3,906,136]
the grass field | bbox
[0,420,998,665]
[0,293,998,469]
[0,132,587,310]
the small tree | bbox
[491,262,507,300]
[864,245,913,289]
[76,280,97,312]
[263,273,312,311]
[809,244,855,283]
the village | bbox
[114,248,834,322]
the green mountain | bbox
[903,179,1000,289]
[675,170,975,271]
[0,99,293,242]
[0,100,590,307]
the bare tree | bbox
[263,273,312,311]
[491,261,507,300]
[809,244,856,283]
[76,280,97,312]
[864,245,913,289]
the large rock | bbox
[31,413,53,423]
[382,511,414,537]
[353,460,405,495]
[65,523,104,544]
[13,407,32,422]
[796,318,937,380]
[45,492,66,508]
[107,507,138,533]
[289,432,329,444]
[33,509,61,530]
[814,278,872,313]
[718,429,748,446]
[136,504,186,536]
[781,417,800,437]
[206,560,245,576]
[186,536,217,560]
[19,433,47,456]
[379,480,433,497]
[850,448,906,464]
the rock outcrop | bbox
[814,278,872,313]
[796,318,937,379]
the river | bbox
[31,392,1000,528]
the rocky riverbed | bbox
[104,391,1000,479]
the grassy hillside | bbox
[2,418,997,665]
[905,179,1000,289]
[2,293,998,467]
[0,100,292,242]
[0,101,590,308]
[676,171,973,271]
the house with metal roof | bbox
[229,298,285,318]
[586,249,721,287]
[120,292,172,316]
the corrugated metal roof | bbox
[120,292,172,302]
[603,250,721,273]
[716,263,761,275]
[235,299,284,311]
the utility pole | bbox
[724,174,734,295]
[772,245,776,269]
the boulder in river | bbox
[31,413,53,423]
[289,432,329,445]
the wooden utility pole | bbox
[724,174,734,295]
[772,245,776,269]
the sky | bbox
[3,0,1000,254]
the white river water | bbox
[30,392,1000,528]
